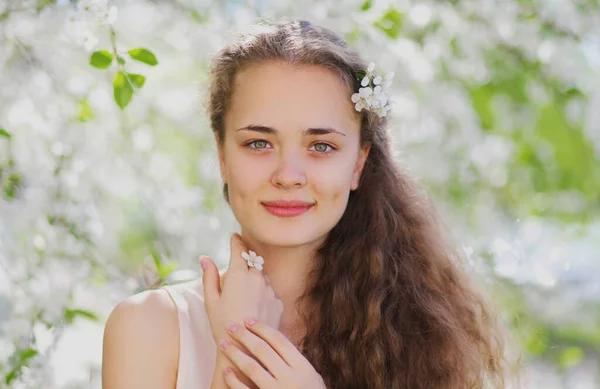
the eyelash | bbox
[244,140,337,154]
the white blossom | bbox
[351,63,394,117]
[241,250,264,271]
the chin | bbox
[256,227,325,248]
[243,217,330,248]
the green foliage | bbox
[465,42,600,222]
[90,50,113,69]
[150,247,179,284]
[0,128,10,138]
[78,99,95,122]
[374,8,404,39]
[128,48,158,66]
[360,0,373,11]
[559,346,584,369]
[128,73,146,88]
[64,308,100,324]
[5,348,38,385]
[113,71,133,110]
[2,173,22,200]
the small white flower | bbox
[359,86,373,98]
[351,62,393,118]
[241,250,264,271]
[361,75,370,87]
[367,94,379,107]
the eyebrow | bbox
[235,124,346,137]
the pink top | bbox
[162,279,216,389]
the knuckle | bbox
[274,330,287,345]
[252,339,269,356]
[243,359,261,376]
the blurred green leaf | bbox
[5,370,17,385]
[113,71,133,110]
[128,48,158,66]
[157,261,179,280]
[19,348,38,362]
[78,99,95,122]
[90,50,113,69]
[360,0,373,11]
[535,103,599,195]
[374,8,404,39]
[524,326,549,356]
[470,85,495,131]
[128,73,146,88]
[559,346,584,369]
[345,27,362,44]
[5,348,39,384]
[3,173,22,200]
[64,308,99,324]
[117,55,126,65]
[0,128,10,138]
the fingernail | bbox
[245,318,256,327]
[219,339,231,349]
[200,257,208,270]
[226,323,238,333]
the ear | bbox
[214,132,227,184]
[351,144,371,190]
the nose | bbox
[271,150,307,189]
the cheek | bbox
[225,151,269,202]
[309,158,356,203]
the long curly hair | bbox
[207,19,511,389]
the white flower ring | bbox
[241,250,264,271]
[351,62,394,118]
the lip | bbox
[261,200,315,207]
[261,200,315,217]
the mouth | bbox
[261,200,315,217]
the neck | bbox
[239,229,324,337]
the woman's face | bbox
[217,61,370,247]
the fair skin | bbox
[101,60,370,389]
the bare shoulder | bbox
[102,288,179,389]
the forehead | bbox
[225,61,360,135]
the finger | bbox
[226,322,289,379]
[220,339,275,388]
[223,368,251,389]
[263,273,272,285]
[229,233,250,272]
[244,319,307,369]
[200,255,221,307]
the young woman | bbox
[102,19,509,389]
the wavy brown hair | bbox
[207,19,512,389]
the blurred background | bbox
[0,0,599,387]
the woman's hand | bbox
[219,319,326,389]
[201,233,284,352]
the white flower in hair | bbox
[241,250,264,271]
[351,62,394,118]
